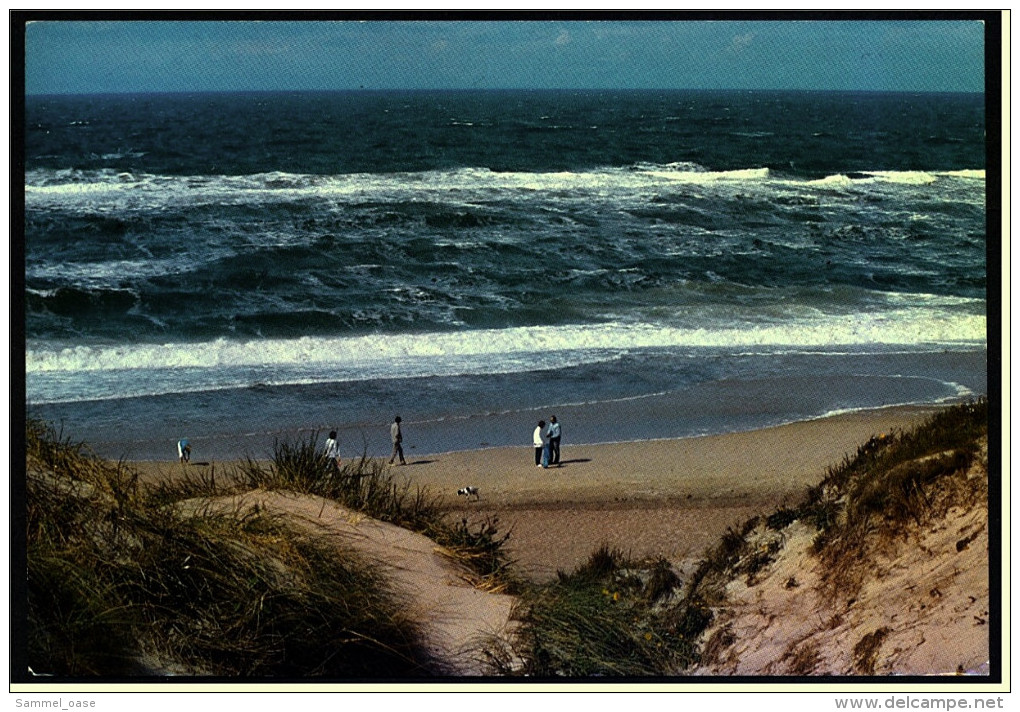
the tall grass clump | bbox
[28,468,145,675]
[680,514,783,611]
[434,516,517,593]
[238,431,518,591]
[806,398,987,518]
[487,546,696,676]
[25,417,441,677]
[804,399,987,574]
[238,432,445,529]
[115,507,439,677]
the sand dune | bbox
[187,489,516,675]
[127,403,992,676]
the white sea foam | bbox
[801,170,961,189]
[25,163,984,214]
[27,307,987,378]
[937,169,986,180]
[806,174,856,188]
[26,257,190,286]
[643,167,770,183]
[861,171,938,185]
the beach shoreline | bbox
[129,403,945,581]
[48,341,985,465]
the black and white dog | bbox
[457,486,480,500]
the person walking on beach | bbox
[389,416,407,465]
[324,430,342,471]
[534,419,549,468]
[547,415,562,466]
[177,438,191,463]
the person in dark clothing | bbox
[389,416,407,465]
[547,415,562,466]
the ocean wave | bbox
[26,257,188,287]
[937,169,986,180]
[798,169,985,189]
[24,163,985,213]
[642,166,771,182]
[27,306,987,376]
[26,285,139,316]
[861,171,939,185]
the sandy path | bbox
[192,489,516,675]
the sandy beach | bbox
[134,404,939,582]
[397,405,940,580]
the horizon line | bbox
[25,87,987,98]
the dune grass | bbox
[236,432,447,530]
[484,545,702,677]
[235,431,519,592]
[25,419,446,677]
[803,398,989,597]
[681,399,989,607]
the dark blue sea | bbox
[23,90,989,461]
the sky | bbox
[21,17,987,95]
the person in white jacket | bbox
[533,420,548,468]
[177,438,191,463]
[324,430,342,470]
